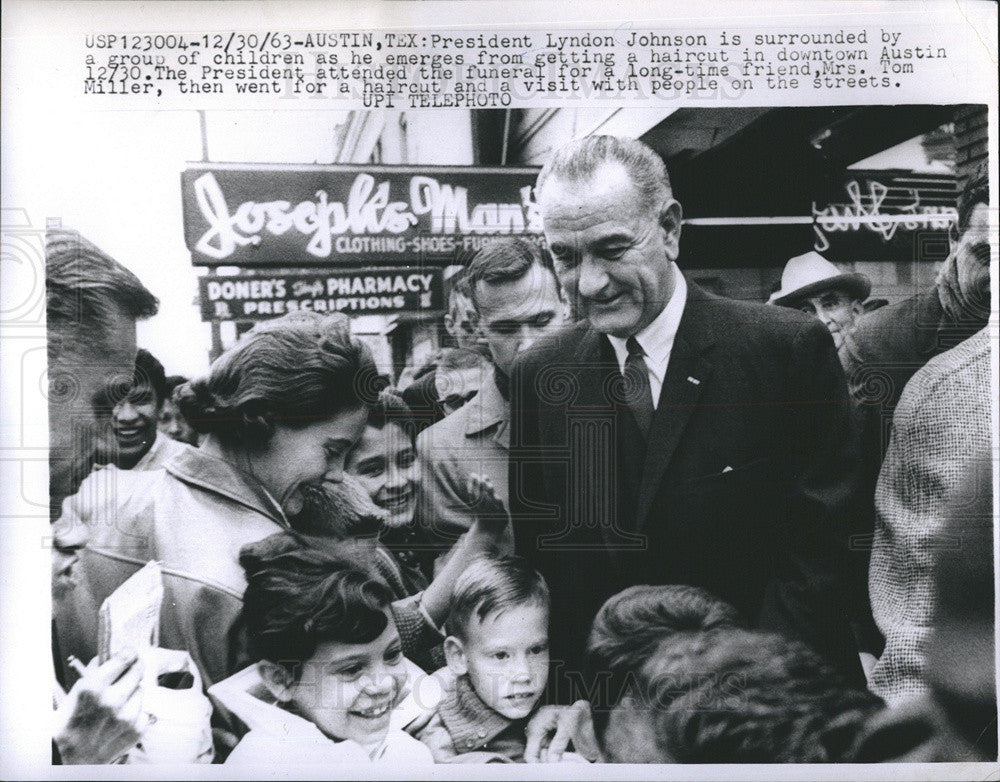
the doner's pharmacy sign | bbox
[181,163,542,267]
[198,268,444,321]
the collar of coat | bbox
[437,672,526,752]
[573,276,718,365]
[462,370,510,441]
[165,446,289,528]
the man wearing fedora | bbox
[769,251,871,352]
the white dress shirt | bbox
[607,265,688,408]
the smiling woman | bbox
[175,312,381,517]
[55,312,381,692]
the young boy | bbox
[411,555,584,763]
[210,533,434,766]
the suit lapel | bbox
[635,284,717,531]
[535,326,598,443]
[573,326,614,405]
[565,327,646,562]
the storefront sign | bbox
[198,268,444,321]
[812,170,956,257]
[182,163,542,267]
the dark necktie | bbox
[624,336,654,439]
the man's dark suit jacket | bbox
[509,280,865,693]
[401,369,447,436]
[840,288,988,501]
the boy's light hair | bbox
[446,555,549,641]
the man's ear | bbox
[258,660,295,703]
[658,199,683,260]
[850,300,865,317]
[444,636,468,676]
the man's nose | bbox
[53,518,89,552]
[815,307,834,326]
[516,323,538,354]
[324,461,345,484]
[576,257,608,298]
[114,400,140,424]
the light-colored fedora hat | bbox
[769,251,871,306]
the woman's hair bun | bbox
[175,377,228,435]
[177,312,378,448]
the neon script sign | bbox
[812,179,955,253]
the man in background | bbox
[416,238,565,547]
[98,349,189,470]
[47,227,159,762]
[46,228,159,518]
[841,165,989,469]
[159,375,199,446]
[769,250,871,352]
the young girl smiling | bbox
[212,534,434,765]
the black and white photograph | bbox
[1,1,997,778]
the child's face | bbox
[286,612,408,747]
[448,603,549,720]
[345,422,419,529]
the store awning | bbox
[638,105,960,269]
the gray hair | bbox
[46,228,159,359]
[535,136,673,215]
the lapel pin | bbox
[687,376,700,385]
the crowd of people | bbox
[47,136,993,765]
